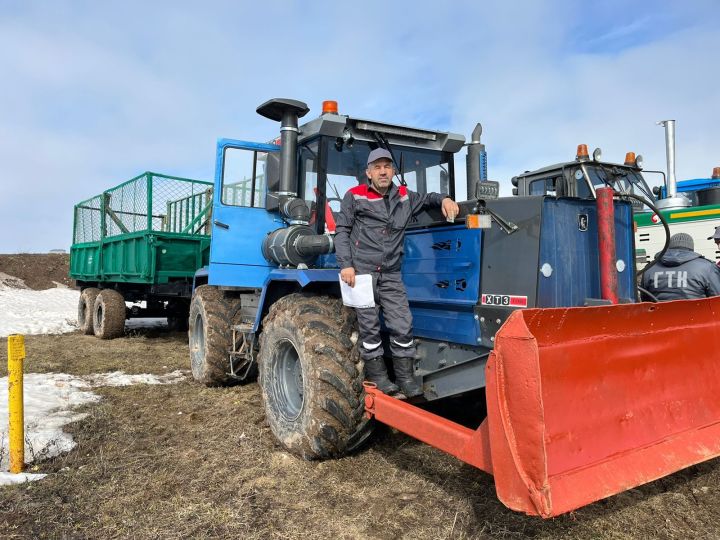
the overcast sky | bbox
[1,0,719,252]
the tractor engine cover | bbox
[262,225,333,267]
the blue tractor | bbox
[187,99,720,516]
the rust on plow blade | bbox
[488,296,720,517]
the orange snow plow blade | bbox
[487,296,720,517]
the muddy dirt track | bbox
[0,255,719,538]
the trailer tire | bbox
[258,293,372,460]
[93,289,126,339]
[78,287,100,335]
[188,285,241,386]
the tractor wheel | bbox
[258,293,372,459]
[78,287,100,335]
[188,285,242,386]
[93,289,126,339]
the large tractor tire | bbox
[188,285,243,386]
[93,289,126,339]
[258,293,372,460]
[78,287,100,335]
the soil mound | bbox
[0,254,72,290]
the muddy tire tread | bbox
[93,289,126,339]
[258,293,371,460]
[188,285,246,387]
[78,287,100,335]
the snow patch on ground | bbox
[0,283,171,338]
[82,370,187,387]
[0,370,187,485]
[0,287,80,337]
[0,472,47,484]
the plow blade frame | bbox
[487,297,720,516]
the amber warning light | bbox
[576,144,589,160]
[624,152,636,166]
[322,100,338,114]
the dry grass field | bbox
[0,255,719,539]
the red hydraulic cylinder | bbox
[596,186,618,304]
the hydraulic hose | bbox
[612,191,671,302]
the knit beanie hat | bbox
[668,232,694,251]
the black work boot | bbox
[392,357,423,398]
[364,357,400,395]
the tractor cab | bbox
[288,101,465,233]
[511,145,656,209]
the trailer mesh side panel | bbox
[72,173,213,243]
[73,195,103,244]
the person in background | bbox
[642,232,720,301]
[708,225,720,267]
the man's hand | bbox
[442,198,460,222]
[340,267,356,288]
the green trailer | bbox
[70,172,213,338]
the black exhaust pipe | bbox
[466,123,487,198]
[257,98,334,267]
[256,98,310,198]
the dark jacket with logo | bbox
[641,247,720,301]
[334,182,446,274]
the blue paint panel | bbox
[403,225,481,305]
[411,305,479,345]
[252,269,341,331]
[537,198,635,307]
[209,139,282,287]
[403,224,482,345]
[265,268,340,287]
[209,262,272,288]
[660,178,720,197]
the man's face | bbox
[366,158,394,193]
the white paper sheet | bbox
[339,274,375,308]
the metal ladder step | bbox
[233,323,254,334]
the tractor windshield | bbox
[319,139,454,213]
[577,165,655,202]
[297,137,454,233]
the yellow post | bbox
[8,334,25,473]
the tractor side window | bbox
[529,178,555,196]
[299,141,320,214]
[221,147,268,207]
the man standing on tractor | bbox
[334,148,460,399]
[642,232,720,301]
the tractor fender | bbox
[253,268,342,334]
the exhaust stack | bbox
[655,119,690,209]
[257,98,310,198]
[466,123,487,198]
[257,98,334,267]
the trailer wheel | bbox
[93,289,126,339]
[78,287,100,335]
[258,293,372,459]
[188,285,241,386]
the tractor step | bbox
[232,323,254,334]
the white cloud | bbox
[0,1,718,250]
